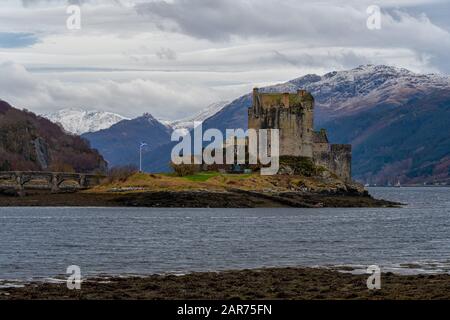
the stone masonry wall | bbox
[248,89,314,158]
[313,144,352,182]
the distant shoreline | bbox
[1,267,449,300]
[0,189,399,208]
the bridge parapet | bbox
[0,171,105,196]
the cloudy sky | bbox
[0,0,449,119]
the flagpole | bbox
[139,142,147,173]
[140,145,142,172]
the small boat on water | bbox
[395,180,401,188]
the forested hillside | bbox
[0,100,107,173]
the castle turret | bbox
[298,89,314,158]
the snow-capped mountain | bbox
[161,101,229,131]
[44,108,129,135]
[82,112,172,167]
[263,64,450,121]
[203,64,450,132]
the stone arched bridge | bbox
[0,171,105,195]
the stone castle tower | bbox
[248,88,352,181]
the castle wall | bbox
[300,93,314,158]
[330,144,352,182]
[312,143,331,170]
[313,144,352,182]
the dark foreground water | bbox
[1,187,450,284]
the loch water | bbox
[1,187,450,284]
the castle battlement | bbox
[251,88,314,111]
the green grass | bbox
[183,172,221,182]
[183,172,254,182]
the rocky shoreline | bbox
[1,267,449,300]
[0,189,399,208]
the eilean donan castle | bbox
[248,88,352,181]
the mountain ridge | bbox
[44,108,130,135]
[82,113,172,168]
[160,101,229,132]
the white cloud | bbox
[0,61,220,119]
[0,0,449,118]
